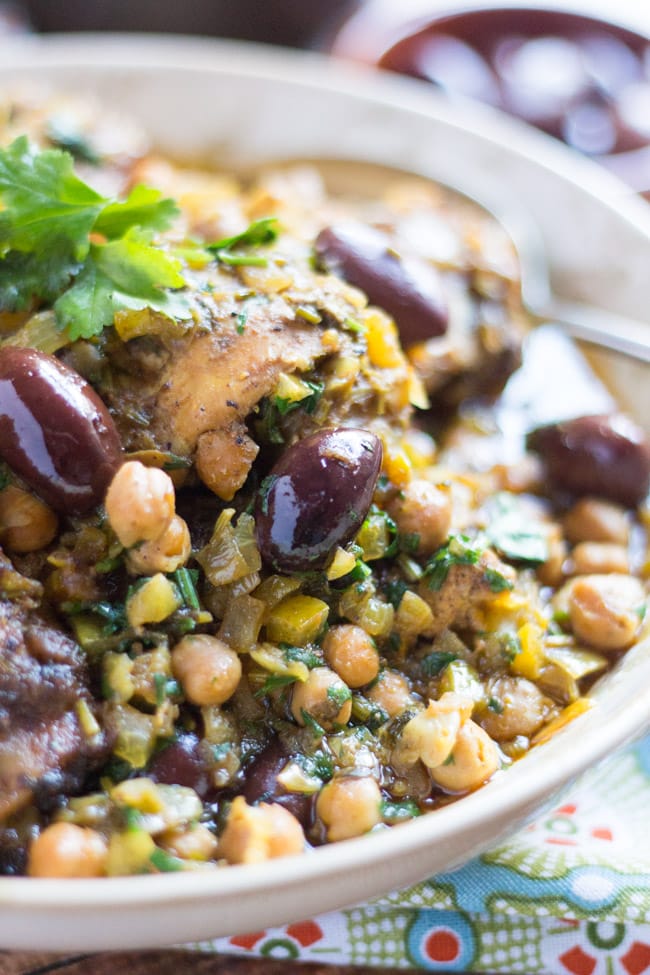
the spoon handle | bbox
[536,300,650,363]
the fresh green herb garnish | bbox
[161,454,192,471]
[484,567,514,593]
[327,684,352,709]
[487,697,504,714]
[172,567,200,611]
[300,709,326,738]
[484,493,549,566]
[360,504,399,559]
[424,533,482,591]
[61,598,127,635]
[256,398,286,444]
[256,673,297,697]
[208,216,279,268]
[384,578,409,610]
[258,473,279,515]
[0,137,188,337]
[424,532,512,593]
[297,749,334,783]
[381,799,421,824]
[399,532,421,555]
[274,380,324,417]
[149,847,186,873]
[345,558,372,584]
[500,632,522,663]
[421,650,459,678]
[153,673,181,706]
[351,694,388,731]
[282,643,322,669]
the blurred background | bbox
[3,0,362,48]
[2,0,650,195]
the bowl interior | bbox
[0,34,650,951]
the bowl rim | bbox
[0,30,649,929]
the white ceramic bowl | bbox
[1,34,650,952]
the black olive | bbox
[527,412,650,507]
[147,733,212,798]
[314,221,448,346]
[241,737,313,828]
[0,347,122,514]
[255,427,383,572]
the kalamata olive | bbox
[255,427,382,572]
[0,347,122,515]
[241,737,313,828]
[147,733,212,798]
[314,222,448,346]
[526,413,650,507]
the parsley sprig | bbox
[208,217,279,268]
[0,137,188,339]
[424,533,513,593]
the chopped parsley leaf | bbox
[384,578,409,610]
[282,643,322,669]
[208,216,279,268]
[424,534,482,591]
[274,380,324,417]
[487,697,504,714]
[327,684,352,709]
[153,673,181,706]
[256,673,297,697]
[421,650,459,678]
[381,799,421,823]
[484,492,549,565]
[484,566,514,593]
[0,138,187,338]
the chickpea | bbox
[218,796,304,864]
[105,460,175,548]
[564,498,629,545]
[568,574,646,652]
[478,677,548,741]
[536,523,567,588]
[570,542,629,576]
[430,720,500,793]
[323,624,379,688]
[0,485,58,553]
[159,823,218,862]
[393,693,473,769]
[172,635,242,706]
[27,822,107,878]
[291,666,352,730]
[366,669,415,718]
[388,479,452,556]
[316,774,382,842]
[126,515,191,575]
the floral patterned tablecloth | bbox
[191,735,650,974]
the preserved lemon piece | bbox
[266,594,329,644]
[511,621,544,680]
[126,573,182,627]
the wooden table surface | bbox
[1,954,419,975]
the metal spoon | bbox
[493,197,650,363]
[290,156,650,363]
